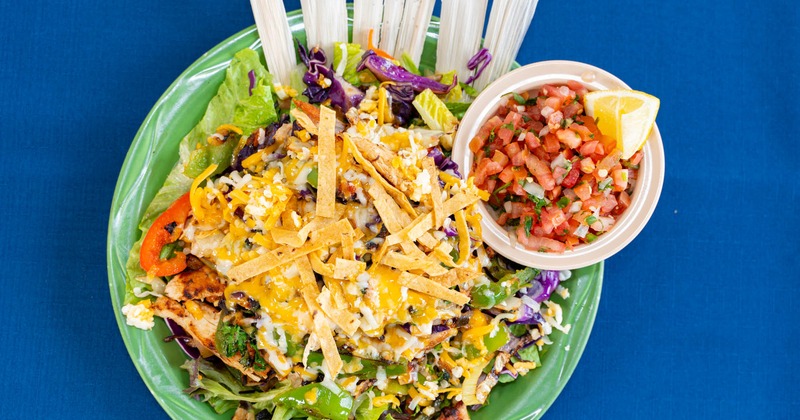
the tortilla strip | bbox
[290,108,318,135]
[422,157,444,228]
[296,256,343,377]
[396,272,470,305]
[316,106,337,218]
[382,251,449,276]
[340,231,355,260]
[385,192,480,246]
[432,267,483,288]
[228,219,354,282]
[333,258,366,280]
[309,251,336,277]
[432,242,457,267]
[344,134,417,219]
[318,286,360,336]
[454,209,470,266]
[367,181,409,234]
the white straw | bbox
[474,0,539,91]
[250,0,298,87]
[379,0,405,55]
[436,0,488,79]
[353,0,384,47]
[393,0,435,64]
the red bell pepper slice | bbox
[139,192,192,277]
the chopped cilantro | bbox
[512,92,526,105]
[524,216,533,237]
[528,194,549,216]
[521,115,532,122]
[556,196,570,209]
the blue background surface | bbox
[0,0,797,418]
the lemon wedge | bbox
[584,90,660,159]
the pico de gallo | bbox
[469,81,643,253]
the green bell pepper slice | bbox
[275,383,353,420]
[471,267,539,309]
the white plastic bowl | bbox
[452,61,665,270]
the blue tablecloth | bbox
[1,0,797,418]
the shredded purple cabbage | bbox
[248,70,256,96]
[165,318,200,359]
[298,44,364,111]
[427,147,462,178]
[443,226,458,237]
[384,84,417,126]
[432,324,451,333]
[510,304,545,325]
[358,51,456,94]
[527,270,561,303]
[464,48,492,85]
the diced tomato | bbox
[516,227,566,253]
[495,126,514,146]
[601,194,618,213]
[525,155,556,191]
[498,165,515,184]
[618,191,632,209]
[470,115,503,153]
[556,129,581,149]
[473,158,504,186]
[562,102,583,119]
[544,96,562,111]
[491,150,509,167]
[567,80,588,98]
[552,166,567,184]
[504,141,522,158]
[510,180,526,196]
[573,182,593,201]
[561,165,581,188]
[524,132,541,150]
[496,212,510,226]
[612,168,628,190]
[580,140,599,156]
[543,134,560,153]
[630,151,644,166]
[510,146,529,167]
[504,111,523,128]
[485,179,497,194]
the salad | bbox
[469,83,643,253]
[118,2,582,419]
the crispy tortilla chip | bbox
[432,268,482,288]
[382,251,449,276]
[422,157,444,227]
[432,242,457,267]
[296,256,342,377]
[397,272,469,305]
[228,219,353,282]
[344,134,417,219]
[318,286,360,336]
[367,181,410,234]
[333,258,366,280]
[454,209,470,266]
[316,106,337,218]
[340,232,355,260]
[385,192,480,246]
[270,227,303,247]
[309,251,335,277]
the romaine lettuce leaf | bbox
[124,48,272,302]
[333,42,366,85]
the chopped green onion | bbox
[556,196,570,209]
[585,215,598,225]
[586,233,598,243]
[512,92,526,104]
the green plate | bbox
[107,9,603,420]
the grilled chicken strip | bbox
[152,297,268,381]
